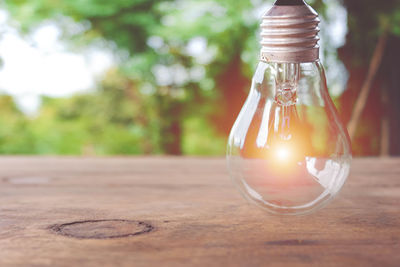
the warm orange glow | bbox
[276,146,290,161]
[265,143,303,181]
[273,143,299,165]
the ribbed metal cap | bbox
[260,1,320,63]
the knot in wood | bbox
[50,219,154,239]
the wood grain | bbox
[0,157,399,267]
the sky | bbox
[0,10,113,114]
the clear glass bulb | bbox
[227,61,351,215]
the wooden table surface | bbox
[0,157,399,267]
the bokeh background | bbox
[0,0,399,156]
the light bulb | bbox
[227,0,351,215]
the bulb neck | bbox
[260,3,320,63]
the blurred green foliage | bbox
[2,0,268,155]
[0,95,35,153]
[2,0,384,155]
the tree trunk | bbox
[346,31,388,141]
[338,1,392,156]
[384,36,400,155]
[213,55,250,136]
[380,85,389,157]
[159,99,183,155]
